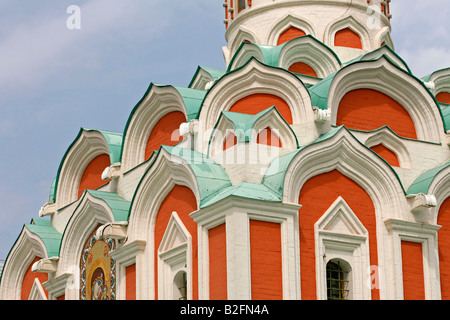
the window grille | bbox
[326,261,349,300]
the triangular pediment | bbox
[158,212,191,254]
[316,196,368,236]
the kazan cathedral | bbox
[1,0,450,301]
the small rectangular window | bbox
[238,0,245,12]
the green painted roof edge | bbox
[200,182,282,208]
[406,161,450,195]
[199,57,311,120]
[262,125,407,197]
[227,35,342,74]
[343,44,412,74]
[422,67,450,82]
[128,145,233,212]
[52,128,123,205]
[308,54,448,132]
[24,218,62,258]
[120,83,206,161]
[188,65,226,89]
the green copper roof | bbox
[201,182,282,207]
[25,218,62,258]
[263,126,343,195]
[188,66,226,88]
[173,86,207,122]
[83,190,131,222]
[441,105,450,130]
[52,128,123,204]
[158,146,233,208]
[407,161,450,195]
[227,35,341,74]
[343,45,412,74]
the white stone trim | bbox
[327,57,445,144]
[315,197,371,300]
[385,218,442,300]
[121,85,189,172]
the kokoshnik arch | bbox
[1,0,450,301]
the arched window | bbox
[436,92,450,105]
[78,154,111,198]
[277,26,307,45]
[326,260,350,300]
[334,28,362,49]
[173,271,188,300]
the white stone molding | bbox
[32,257,59,274]
[109,240,146,300]
[428,165,450,226]
[282,127,409,299]
[28,278,48,300]
[121,85,189,172]
[55,129,111,209]
[0,227,49,300]
[126,149,200,299]
[362,128,412,169]
[324,15,371,51]
[327,57,446,144]
[56,192,119,299]
[426,68,450,97]
[227,43,265,72]
[374,25,395,50]
[359,46,409,73]
[157,212,192,300]
[198,59,313,152]
[315,197,371,300]
[278,36,342,78]
[385,218,442,300]
[227,25,261,66]
[266,13,315,45]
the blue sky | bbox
[0,0,449,260]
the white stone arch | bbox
[426,68,450,98]
[362,127,413,169]
[0,227,49,300]
[278,35,342,78]
[198,59,313,153]
[324,15,371,50]
[121,84,189,172]
[327,56,445,144]
[55,129,112,210]
[226,25,261,66]
[428,165,450,226]
[267,13,315,45]
[56,192,119,299]
[126,149,201,299]
[227,43,265,72]
[374,26,395,50]
[281,127,409,299]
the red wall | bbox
[370,144,400,167]
[145,111,186,159]
[257,127,282,147]
[334,28,363,49]
[337,89,417,139]
[21,257,48,300]
[436,92,450,105]
[277,27,306,45]
[250,220,283,300]
[126,264,136,300]
[154,185,198,300]
[401,241,425,300]
[78,154,111,198]
[209,224,228,300]
[438,197,450,299]
[230,94,293,124]
[288,62,318,77]
[298,169,379,300]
